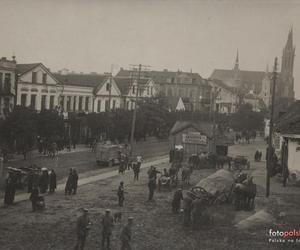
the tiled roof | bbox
[210,69,271,93]
[116,69,204,85]
[53,73,107,88]
[17,63,41,75]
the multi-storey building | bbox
[0,56,16,118]
[116,68,212,111]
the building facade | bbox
[116,69,212,111]
[0,56,16,118]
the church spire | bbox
[234,49,239,71]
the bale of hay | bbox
[195,169,234,196]
[235,209,275,230]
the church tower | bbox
[232,50,240,88]
[280,28,295,100]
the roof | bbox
[275,100,300,134]
[208,79,237,94]
[170,121,214,137]
[116,69,204,85]
[210,69,271,93]
[17,63,42,75]
[53,73,107,88]
[114,77,151,95]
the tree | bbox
[229,103,264,132]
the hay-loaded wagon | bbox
[190,169,235,205]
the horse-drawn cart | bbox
[232,155,250,170]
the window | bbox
[79,96,83,111]
[31,94,36,109]
[42,73,47,84]
[49,96,55,110]
[105,100,109,111]
[0,73,3,90]
[73,96,76,110]
[131,101,134,110]
[4,73,11,92]
[151,87,153,95]
[85,97,89,111]
[67,96,71,111]
[126,101,130,110]
[4,98,10,109]
[167,88,172,97]
[97,100,101,112]
[112,100,116,109]
[147,87,150,95]
[32,72,37,83]
[60,96,65,109]
[106,83,110,91]
[21,94,27,106]
[41,95,47,110]
[132,85,135,94]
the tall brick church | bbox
[210,28,295,108]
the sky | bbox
[1,0,300,98]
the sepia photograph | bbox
[0,0,299,249]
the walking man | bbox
[101,209,114,250]
[120,217,133,250]
[49,169,57,193]
[72,168,79,194]
[148,177,156,201]
[172,188,183,213]
[118,181,125,207]
[75,208,91,250]
[65,168,73,195]
[132,162,140,181]
[30,185,39,212]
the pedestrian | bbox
[72,168,79,195]
[136,155,142,169]
[148,166,161,180]
[75,208,91,250]
[65,168,73,195]
[172,188,183,213]
[101,209,114,250]
[148,177,156,201]
[39,168,49,194]
[49,169,57,193]
[132,162,140,181]
[117,181,125,207]
[183,193,193,227]
[120,217,133,250]
[30,185,39,212]
[119,157,125,174]
[4,173,16,205]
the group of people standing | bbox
[75,208,134,250]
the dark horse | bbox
[233,177,256,210]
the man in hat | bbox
[120,217,133,250]
[118,181,125,207]
[75,208,91,250]
[101,209,114,249]
[172,188,183,213]
[183,193,193,227]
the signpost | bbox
[182,132,207,145]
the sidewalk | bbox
[13,155,169,203]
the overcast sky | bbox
[1,0,300,98]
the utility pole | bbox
[108,64,114,111]
[129,64,150,156]
[266,57,278,197]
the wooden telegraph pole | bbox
[266,57,278,197]
[129,64,150,156]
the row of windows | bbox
[20,94,55,110]
[0,72,12,91]
[131,86,154,95]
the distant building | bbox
[16,63,61,111]
[116,68,212,111]
[208,79,239,114]
[0,56,16,118]
[210,28,295,108]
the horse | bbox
[215,155,232,170]
[233,176,256,210]
[181,164,193,185]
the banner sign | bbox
[182,132,207,145]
